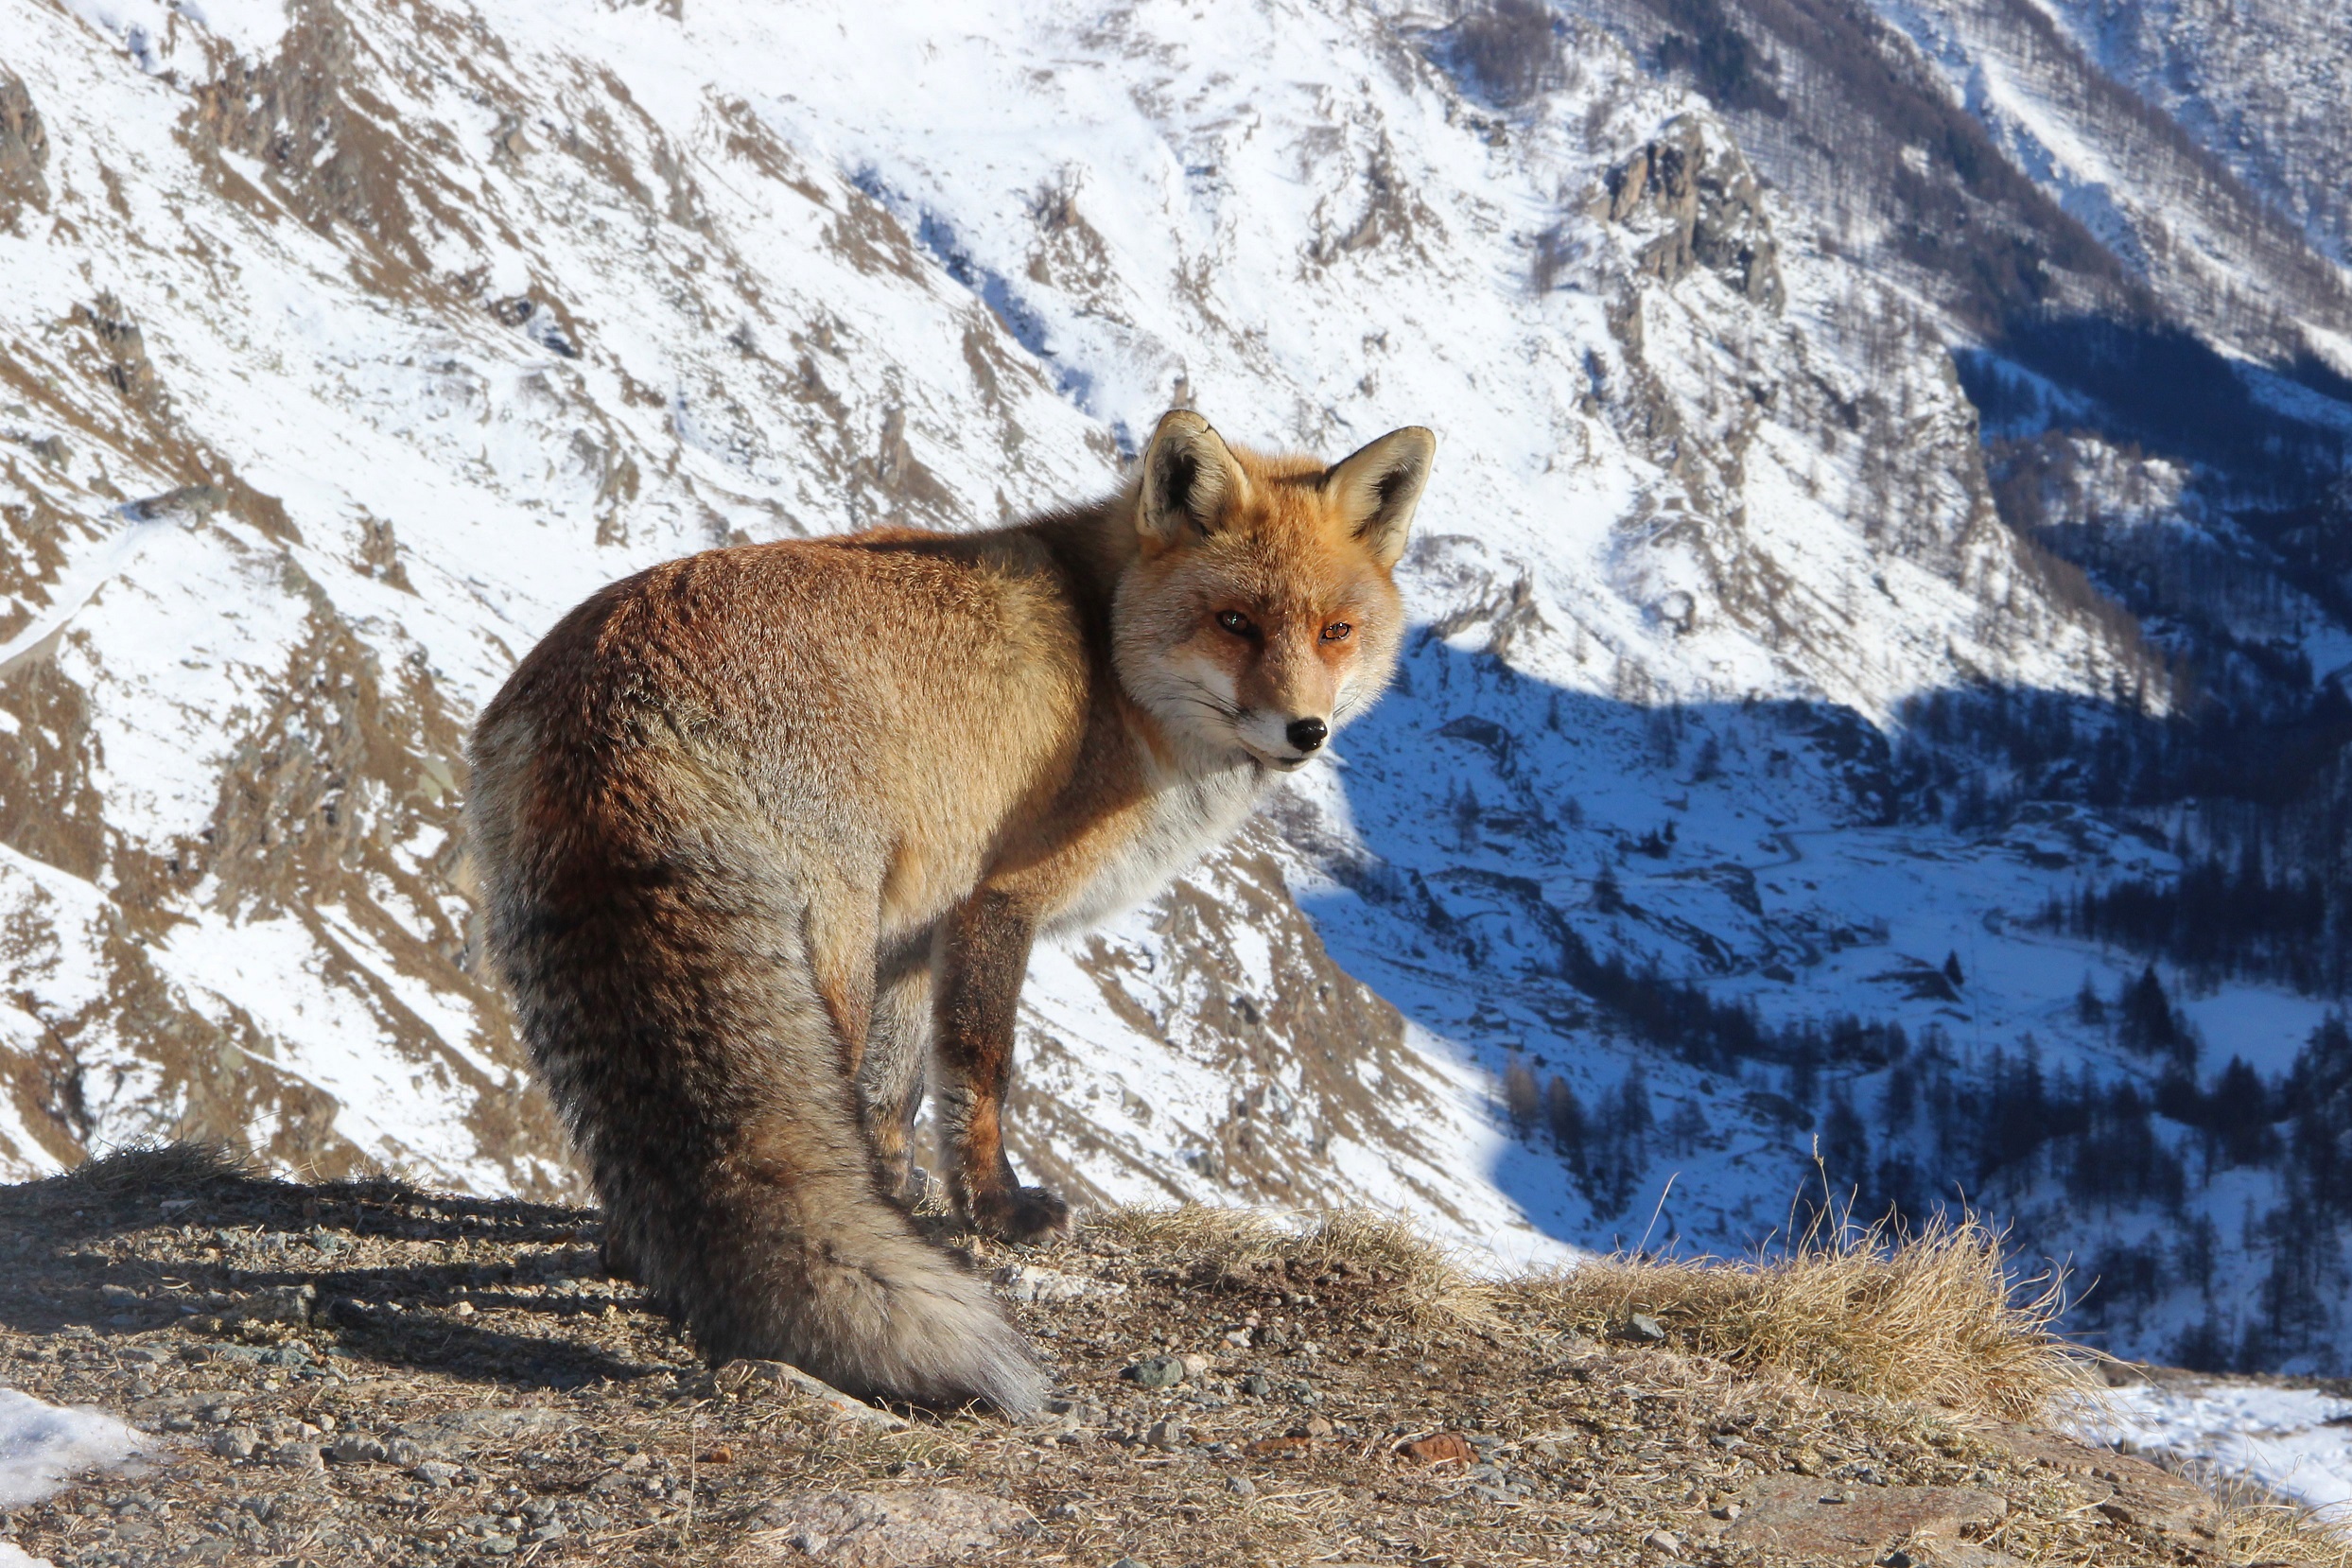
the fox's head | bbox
[1113,409,1435,774]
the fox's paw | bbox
[880,1161,934,1213]
[967,1184,1071,1246]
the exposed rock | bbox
[1124,1354,1186,1389]
[1717,1476,2007,1564]
[1600,116,1784,310]
[1614,1312,1668,1344]
[183,0,436,280]
[124,483,229,521]
[0,71,47,221]
[327,1431,387,1463]
[1983,1423,2219,1537]
[72,294,163,417]
[391,1405,571,1455]
[736,1490,1027,1565]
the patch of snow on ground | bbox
[2074,1378,2352,1525]
[0,1388,150,1509]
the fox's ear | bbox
[1137,409,1249,548]
[1323,426,1436,569]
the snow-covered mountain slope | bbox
[0,0,2127,1196]
[12,0,2352,1402]
[1857,0,2352,361]
[2033,0,2352,275]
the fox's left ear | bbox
[1323,426,1436,569]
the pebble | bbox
[1616,1314,1667,1344]
[329,1433,388,1464]
[1126,1355,1186,1389]
[1645,1528,1683,1557]
[412,1460,460,1487]
[243,1283,318,1326]
[1241,1374,1272,1397]
[1144,1419,1184,1452]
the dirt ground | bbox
[0,1148,2341,1568]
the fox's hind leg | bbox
[935,889,1069,1244]
[858,951,934,1210]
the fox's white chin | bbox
[1235,740,1315,773]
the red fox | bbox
[465,410,1435,1412]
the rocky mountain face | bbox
[5,0,2350,1390]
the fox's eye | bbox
[1215,610,1253,636]
[1321,621,1352,642]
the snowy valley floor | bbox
[0,1148,2343,1568]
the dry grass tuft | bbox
[2146,1450,2352,1564]
[2220,1490,2352,1565]
[0,1140,261,1215]
[1081,1202,1488,1326]
[1508,1211,2086,1423]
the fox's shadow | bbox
[0,1144,666,1389]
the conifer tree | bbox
[1503,1057,1540,1140]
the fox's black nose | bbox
[1286,717,1329,753]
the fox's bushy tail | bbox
[469,758,1041,1414]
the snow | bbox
[2075,1378,2352,1526]
[0,1389,149,1509]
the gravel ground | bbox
[0,1149,2340,1567]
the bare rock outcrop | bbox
[0,70,47,223]
[1600,115,1785,311]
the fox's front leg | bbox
[936,888,1069,1244]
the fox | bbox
[464,409,1435,1413]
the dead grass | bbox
[1079,1201,1490,1328]
[2220,1490,2352,1566]
[1086,1200,2083,1425]
[1508,1211,2085,1423]
[0,1138,260,1213]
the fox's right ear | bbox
[1136,409,1248,549]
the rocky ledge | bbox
[0,1148,2335,1567]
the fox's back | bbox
[470,528,1099,921]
